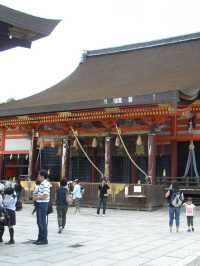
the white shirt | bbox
[3,193,17,211]
[36,179,50,203]
[73,184,82,199]
[183,203,195,216]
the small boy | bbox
[183,197,195,232]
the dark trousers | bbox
[97,197,107,214]
[36,202,48,242]
[56,205,68,228]
[187,216,194,227]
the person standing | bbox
[56,178,68,233]
[97,178,110,216]
[183,197,195,232]
[0,184,5,243]
[165,182,184,233]
[33,170,50,245]
[2,187,17,244]
[14,177,23,211]
[72,179,83,214]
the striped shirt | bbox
[36,179,50,203]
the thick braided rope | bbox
[70,127,103,176]
[115,124,148,179]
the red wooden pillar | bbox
[0,129,5,179]
[171,141,177,178]
[131,162,137,184]
[28,129,39,179]
[61,137,70,179]
[148,134,156,184]
[104,136,112,179]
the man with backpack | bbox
[165,181,184,233]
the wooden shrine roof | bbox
[1,32,200,117]
[0,4,60,51]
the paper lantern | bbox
[92,137,98,148]
[136,135,142,146]
[115,136,120,147]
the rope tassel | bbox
[70,127,103,177]
[115,124,148,181]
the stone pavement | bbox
[1,205,200,266]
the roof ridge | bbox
[86,32,200,57]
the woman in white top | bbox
[72,179,83,214]
[1,187,17,244]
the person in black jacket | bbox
[56,178,68,233]
[14,177,23,211]
[97,177,110,216]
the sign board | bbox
[5,138,31,151]
[134,185,142,193]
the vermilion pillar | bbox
[131,162,137,184]
[148,134,156,184]
[171,141,177,178]
[104,136,112,179]
[28,129,39,179]
[61,137,70,179]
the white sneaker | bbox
[102,214,105,217]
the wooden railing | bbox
[156,176,200,188]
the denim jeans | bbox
[36,202,49,242]
[97,197,107,214]
[169,206,181,227]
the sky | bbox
[0,0,200,102]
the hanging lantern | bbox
[136,135,145,156]
[92,137,98,148]
[47,169,50,175]
[72,138,78,150]
[115,136,120,147]
[25,154,29,160]
[162,169,166,177]
[50,141,55,148]
[136,135,142,146]
[56,146,62,156]
[17,154,20,160]
[10,154,13,160]
[189,141,195,151]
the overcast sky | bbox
[0,0,200,102]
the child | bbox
[183,197,195,232]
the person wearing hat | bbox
[97,177,110,216]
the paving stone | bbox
[1,204,200,266]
